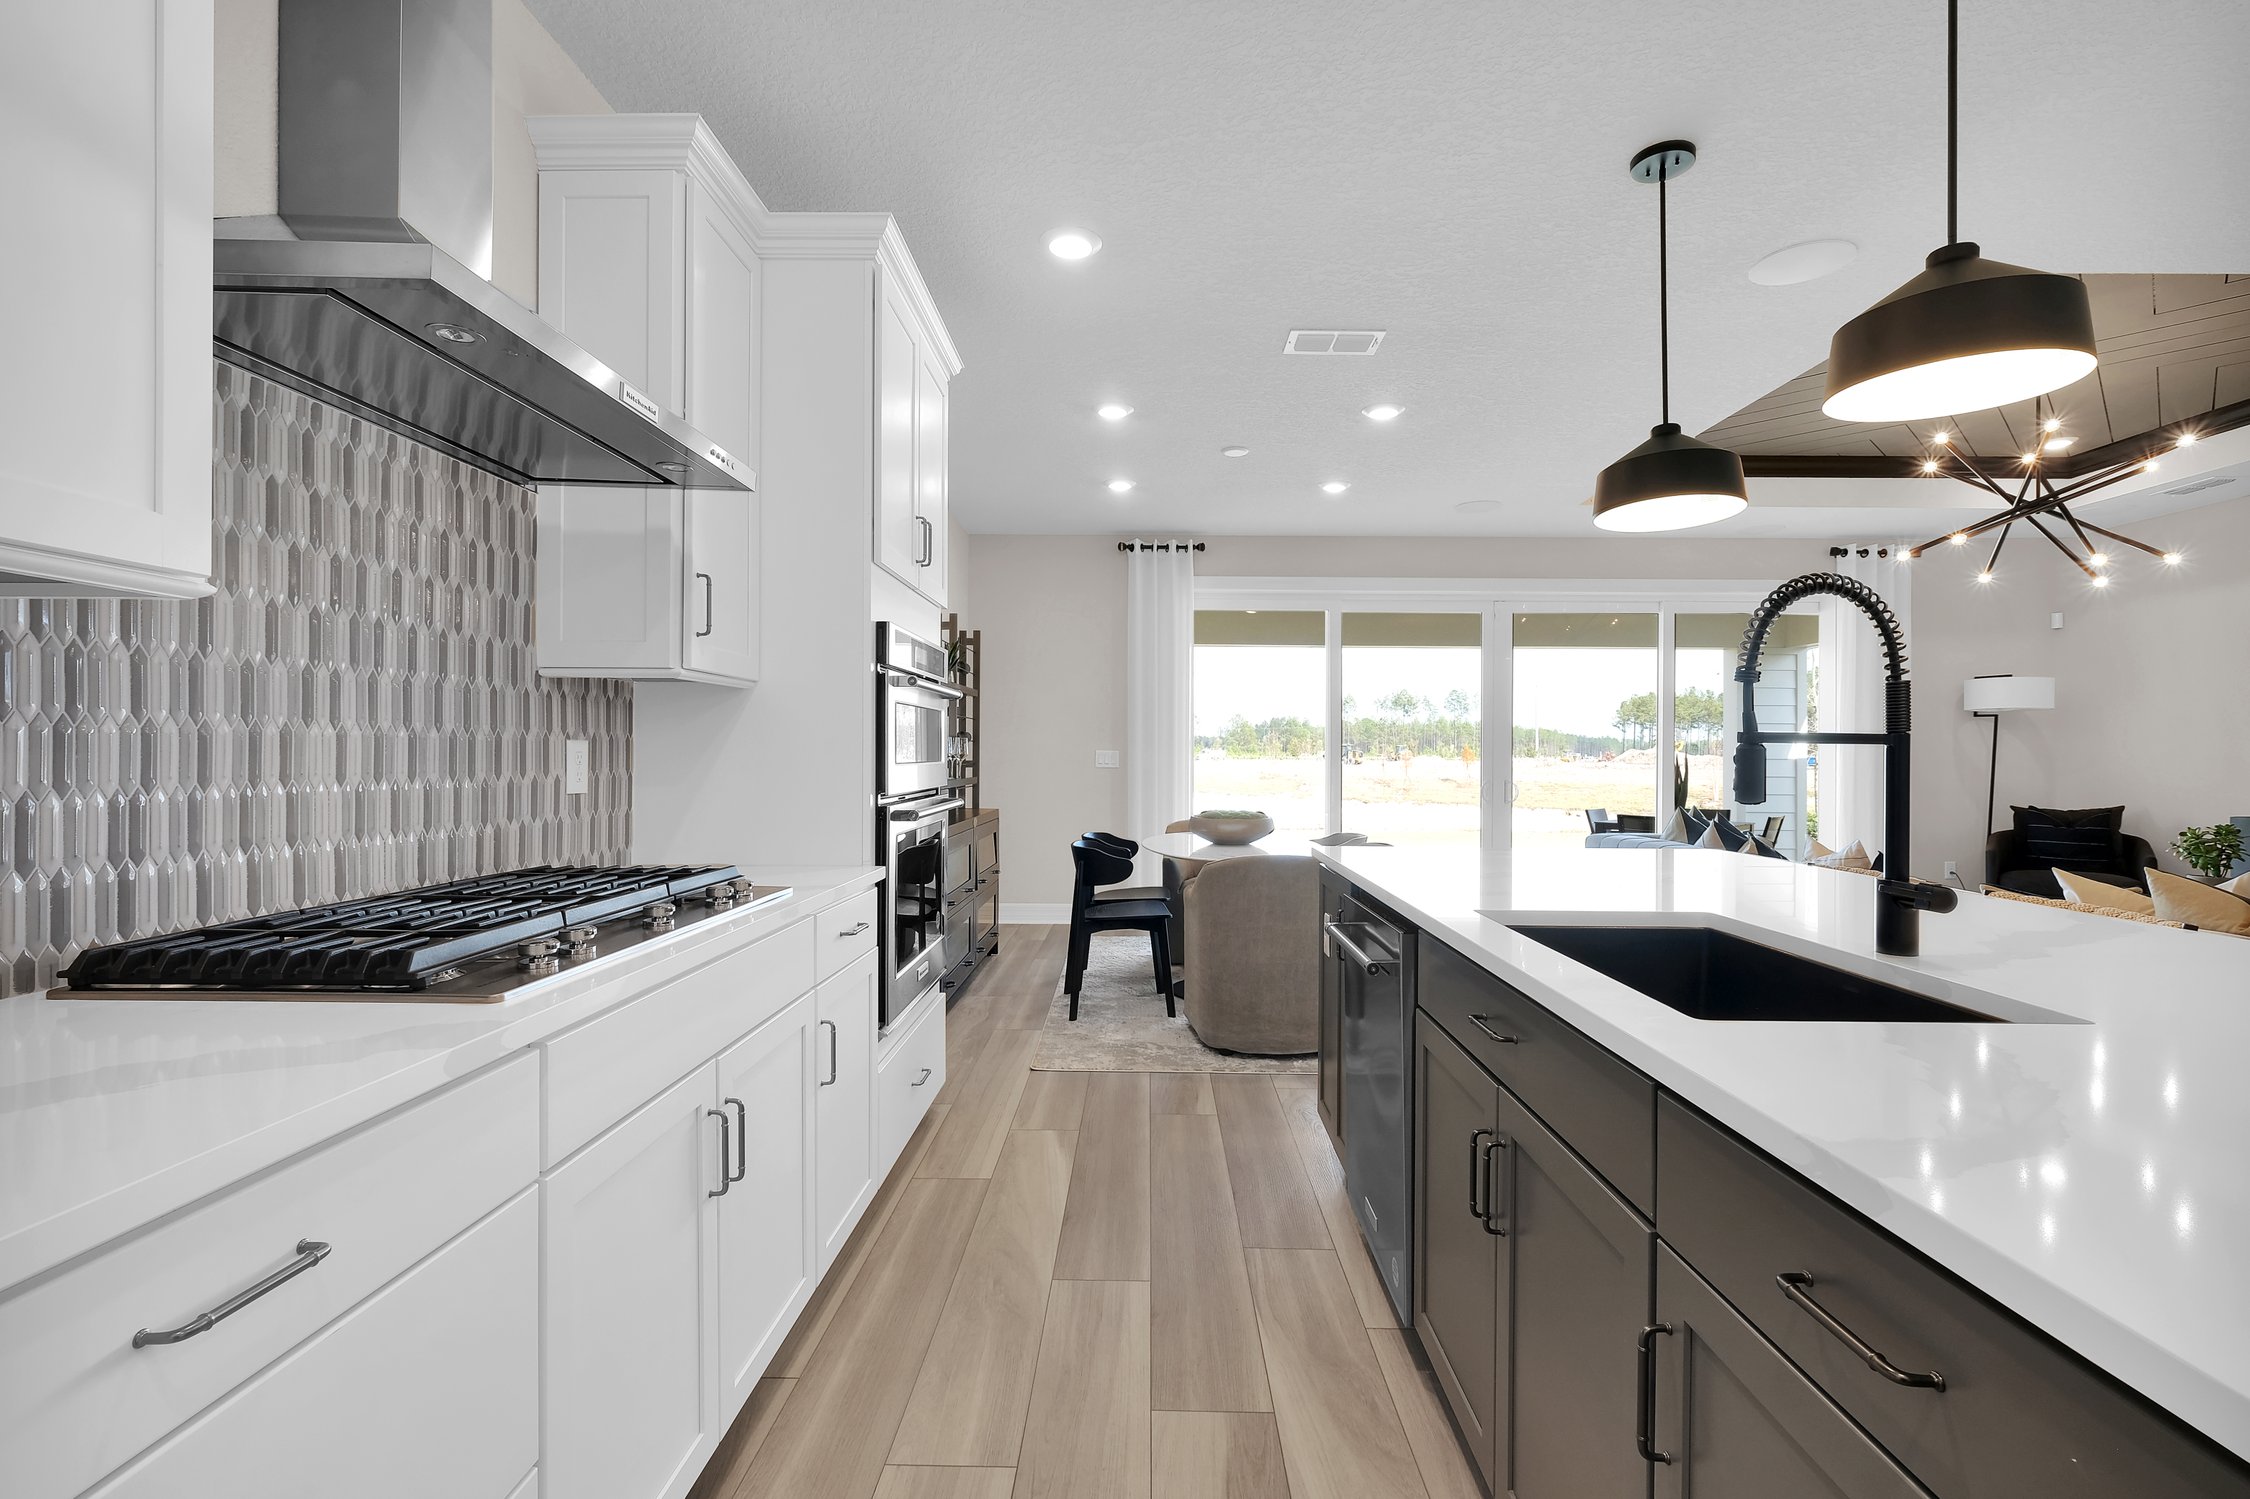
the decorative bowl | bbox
[1189,811,1274,846]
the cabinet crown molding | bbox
[531,114,961,377]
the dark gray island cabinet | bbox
[1321,879,2250,1499]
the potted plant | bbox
[2172,823,2245,884]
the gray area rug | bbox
[1033,931,1316,1075]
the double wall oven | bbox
[877,624,964,1026]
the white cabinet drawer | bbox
[0,1053,538,1499]
[816,887,880,979]
[86,1190,540,1499]
[544,919,816,1165]
[876,987,946,1173]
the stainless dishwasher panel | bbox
[1326,892,1414,1324]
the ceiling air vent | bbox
[2164,476,2236,496]
[1285,329,1386,355]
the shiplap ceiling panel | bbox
[1704,274,2250,459]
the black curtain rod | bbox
[1116,541,1206,553]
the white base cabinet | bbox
[0,0,214,598]
[543,1064,726,1499]
[88,1191,540,1499]
[716,993,818,1412]
[814,951,880,1269]
[9,885,921,1499]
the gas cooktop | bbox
[57,865,790,1002]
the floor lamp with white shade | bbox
[1965,674,2056,835]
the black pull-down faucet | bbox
[1732,572,1957,957]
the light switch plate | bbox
[1095,749,1120,769]
[565,739,590,794]
[2051,612,2064,630]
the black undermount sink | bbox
[1507,924,2006,1023]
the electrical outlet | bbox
[1095,749,1120,769]
[1943,860,1958,881]
[565,739,590,795]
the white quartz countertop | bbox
[0,865,882,1293]
[1315,844,2250,1461]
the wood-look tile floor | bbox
[691,927,1479,1499]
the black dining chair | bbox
[1065,839,1174,1020]
[1081,832,1169,905]
[1760,815,1785,844]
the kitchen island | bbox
[1314,843,2250,1495]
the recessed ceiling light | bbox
[1321,481,1349,495]
[1047,229,1101,260]
[2042,436,2073,452]
[1362,404,1404,422]
[1455,499,1504,513]
[1221,446,1250,458]
[2176,431,2200,447]
[1096,403,1133,421]
[2163,551,2184,565]
[2091,574,2111,588]
[1747,238,1858,286]
[1107,478,1134,494]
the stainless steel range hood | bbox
[213,0,751,493]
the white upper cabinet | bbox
[873,264,952,608]
[532,116,761,686]
[0,0,214,598]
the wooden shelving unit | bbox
[939,613,999,998]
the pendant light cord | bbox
[1947,0,1959,245]
[1658,159,1670,426]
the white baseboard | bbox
[1000,902,1069,926]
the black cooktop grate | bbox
[61,864,744,992]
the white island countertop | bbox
[1314,844,2250,1461]
[0,865,881,1294]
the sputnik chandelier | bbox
[1904,403,2194,587]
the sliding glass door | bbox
[1340,612,1483,846]
[1507,612,1660,852]
[1189,589,1819,852]
[1192,610,1328,839]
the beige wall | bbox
[1911,493,2250,885]
[211,0,611,308]
[969,531,1831,910]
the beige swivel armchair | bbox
[1180,854,1320,1055]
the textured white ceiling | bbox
[526,0,2250,538]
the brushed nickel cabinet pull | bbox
[912,1068,933,1087]
[725,1097,748,1184]
[133,1239,332,1348]
[708,1107,733,1196]
[838,921,871,937]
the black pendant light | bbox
[1593,141,1747,533]
[1821,0,2096,422]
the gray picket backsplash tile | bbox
[0,363,632,997]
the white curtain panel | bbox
[1124,542,1196,881]
[1822,545,1913,868]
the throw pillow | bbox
[1665,808,1708,845]
[2010,804,2126,832]
[2011,805,2127,873]
[1808,840,1872,872]
[2147,870,2250,937]
[2223,872,2250,899]
[1695,822,1730,850]
[1736,832,1787,859]
[1980,887,2187,927]
[2054,869,2155,914]
[1703,818,1750,852]
[1802,838,1834,861]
